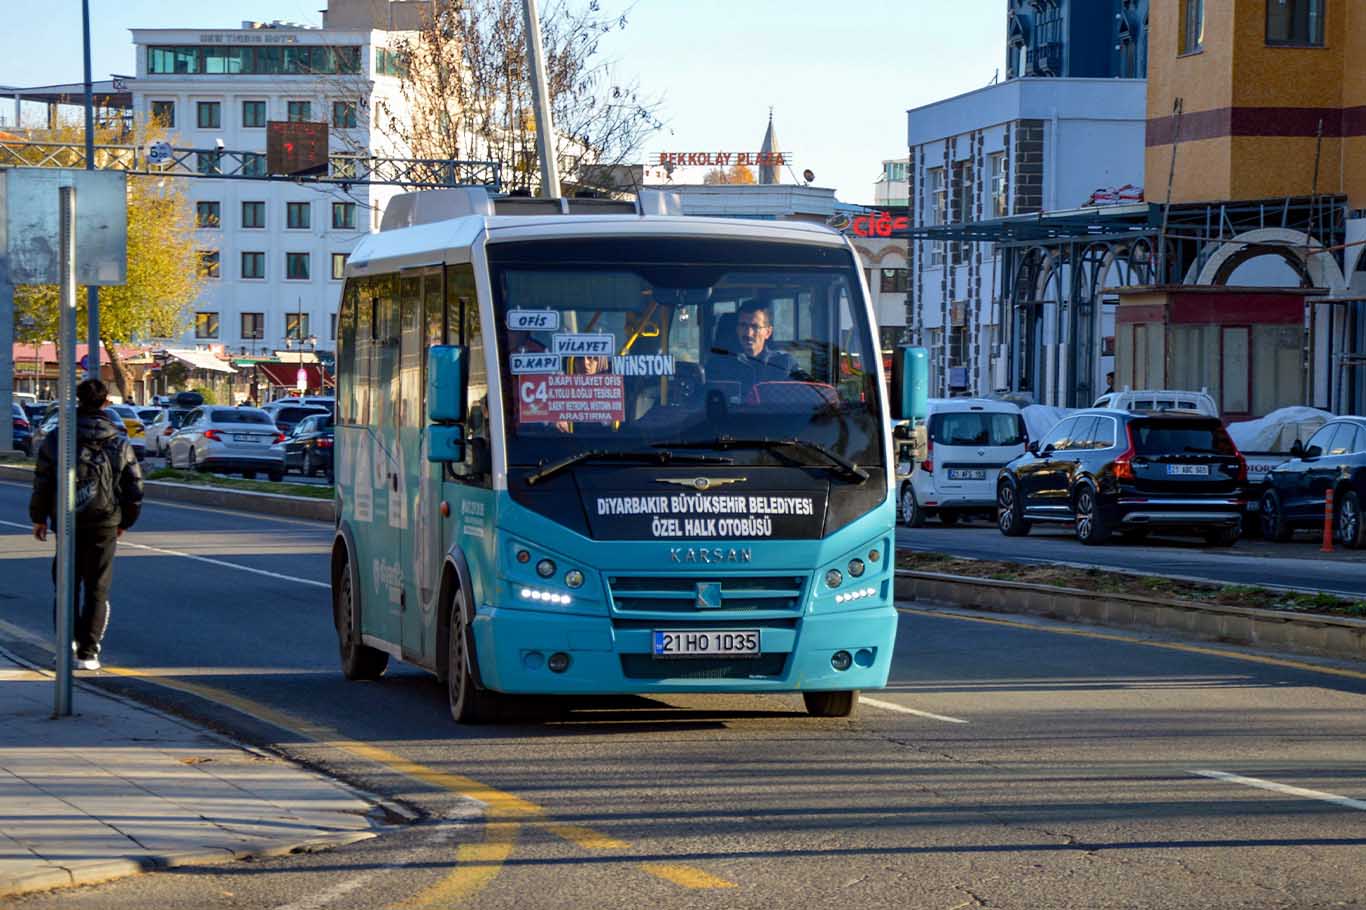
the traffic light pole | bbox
[82,0,99,382]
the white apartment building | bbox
[129,10,416,356]
[872,158,908,208]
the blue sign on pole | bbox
[78,353,88,371]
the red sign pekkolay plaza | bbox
[653,152,791,168]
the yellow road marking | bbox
[898,606,1366,681]
[641,863,737,889]
[390,821,520,910]
[541,822,630,851]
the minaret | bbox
[758,109,781,185]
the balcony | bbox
[1027,41,1063,76]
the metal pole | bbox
[55,184,78,718]
[82,0,100,383]
[1158,97,1183,285]
[0,171,13,455]
[521,0,561,199]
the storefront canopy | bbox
[257,362,329,390]
[164,348,235,374]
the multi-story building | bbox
[1006,0,1150,80]
[872,158,909,207]
[129,0,420,357]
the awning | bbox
[257,362,327,390]
[165,348,236,374]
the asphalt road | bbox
[897,517,1366,597]
[3,480,1365,910]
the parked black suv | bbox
[1259,416,1366,548]
[997,410,1246,546]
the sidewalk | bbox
[0,651,381,899]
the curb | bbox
[0,831,378,899]
[895,569,1366,663]
[0,463,334,523]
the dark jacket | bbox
[706,345,799,391]
[29,410,144,530]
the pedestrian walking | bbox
[29,379,144,670]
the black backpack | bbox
[74,438,120,520]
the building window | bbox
[286,252,310,280]
[196,101,221,129]
[241,251,265,279]
[194,312,219,339]
[195,201,220,228]
[1180,0,1205,53]
[1267,0,1324,46]
[150,100,175,127]
[198,250,220,279]
[989,152,1007,218]
[241,312,265,340]
[949,324,968,368]
[242,201,265,229]
[196,152,221,175]
[241,152,266,177]
[242,100,267,128]
[332,202,357,229]
[331,252,349,280]
[287,100,312,122]
[285,313,312,340]
[287,202,311,229]
[375,47,406,77]
[879,268,908,294]
[951,160,974,265]
[332,100,358,128]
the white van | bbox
[1092,389,1218,418]
[899,398,1028,527]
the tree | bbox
[702,164,757,186]
[13,121,204,400]
[375,0,664,195]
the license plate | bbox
[947,469,987,481]
[1167,464,1209,476]
[233,433,258,443]
[653,629,759,657]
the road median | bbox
[0,463,334,523]
[895,567,1366,663]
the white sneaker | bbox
[74,657,101,671]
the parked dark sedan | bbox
[997,409,1246,546]
[282,413,334,479]
[11,403,32,456]
[272,405,330,437]
[1259,416,1366,548]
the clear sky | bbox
[0,0,1005,204]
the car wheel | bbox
[303,452,316,477]
[938,509,960,527]
[335,555,388,681]
[997,480,1031,537]
[900,484,924,528]
[1203,524,1241,547]
[447,587,498,724]
[268,469,284,483]
[187,449,202,473]
[1338,490,1365,549]
[1073,484,1112,545]
[803,690,858,718]
[1260,489,1292,542]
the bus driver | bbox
[705,300,796,395]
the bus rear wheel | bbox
[335,559,388,681]
[803,690,858,718]
[448,588,499,724]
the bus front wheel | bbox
[803,690,858,718]
[336,561,388,681]
[448,588,499,724]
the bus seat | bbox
[710,312,739,356]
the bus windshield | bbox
[488,237,885,474]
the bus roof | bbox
[346,213,851,277]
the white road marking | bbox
[1191,769,1366,811]
[270,872,379,910]
[861,696,969,724]
[0,519,328,589]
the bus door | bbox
[360,276,403,646]
[399,270,437,663]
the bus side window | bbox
[338,281,357,423]
[446,264,490,485]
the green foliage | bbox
[146,468,333,499]
[190,385,217,405]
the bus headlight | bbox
[848,558,866,578]
[825,569,843,589]
[564,569,584,589]
[536,558,556,579]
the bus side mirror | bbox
[428,424,465,463]
[427,344,468,423]
[891,346,929,422]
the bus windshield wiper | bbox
[652,436,869,483]
[524,449,734,487]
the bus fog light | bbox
[848,558,865,577]
[516,549,531,564]
[831,650,853,671]
[523,651,545,670]
[868,549,880,562]
[564,569,584,589]
[855,648,875,668]
[825,569,843,589]
[536,559,556,578]
[548,652,571,673]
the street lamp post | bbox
[82,0,100,381]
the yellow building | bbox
[1146,0,1365,207]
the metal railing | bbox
[0,139,501,191]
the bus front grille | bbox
[607,575,806,615]
[620,653,788,680]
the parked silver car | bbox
[167,406,285,481]
[144,407,192,456]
